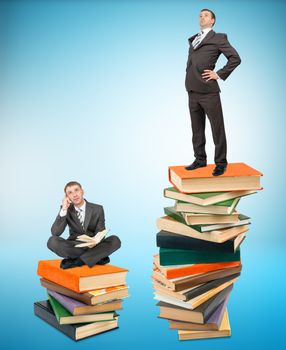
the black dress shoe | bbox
[97,257,110,265]
[212,164,227,177]
[185,160,207,171]
[60,258,85,269]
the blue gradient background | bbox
[1,0,285,348]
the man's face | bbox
[199,11,214,29]
[65,185,84,207]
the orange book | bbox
[37,260,128,293]
[154,256,241,279]
[168,162,263,193]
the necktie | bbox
[76,209,84,227]
[193,31,203,49]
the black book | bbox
[182,273,240,301]
[157,284,233,324]
[156,230,245,253]
[34,300,118,341]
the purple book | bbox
[205,287,231,326]
[47,290,85,314]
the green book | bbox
[47,295,116,325]
[159,247,241,266]
[177,198,237,208]
[175,198,240,215]
[164,206,185,224]
[164,187,256,206]
[48,295,71,323]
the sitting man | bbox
[47,181,121,269]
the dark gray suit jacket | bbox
[51,200,105,240]
[185,30,241,93]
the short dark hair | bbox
[64,181,82,193]
[201,8,216,26]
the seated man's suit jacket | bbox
[51,200,105,240]
[185,30,241,93]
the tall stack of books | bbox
[35,260,129,341]
[153,163,262,341]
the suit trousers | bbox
[47,235,121,268]
[188,91,227,166]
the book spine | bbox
[159,248,240,266]
[204,285,233,321]
[34,302,76,340]
[156,231,234,253]
[184,274,240,301]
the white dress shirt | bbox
[192,27,220,79]
[192,27,212,47]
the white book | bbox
[75,229,109,248]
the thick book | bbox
[41,278,129,305]
[157,216,249,243]
[159,247,240,266]
[154,278,237,310]
[168,163,263,193]
[178,309,231,340]
[156,230,246,253]
[153,265,242,292]
[168,291,230,331]
[157,284,233,324]
[153,273,240,302]
[47,290,122,315]
[37,260,128,293]
[48,295,116,324]
[34,300,118,341]
[153,254,241,279]
[163,187,257,206]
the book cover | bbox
[159,247,241,266]
[168,162,263,193]
[34,300,118,341]
[163,187,257,206]
[156,230,245,253]
[153,254,241,279]
[37,260,128,293]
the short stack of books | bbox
[153,162,262,341]
[35,260,129,341]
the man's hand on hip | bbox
[202,70,219,81]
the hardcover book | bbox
[47,290,122,315]
[157,216,249,243]
[153,254,241,279]
[159,247,240,266]
[40,278,129,305]
[156,230,246,253]
[178,309,231,340]
[48,295,116,324]
[168,290,230,331]
[157,285,233,324]
[153,265,242,292]
[163,186,257,206]
[34,300,118,341]
[168,163,263,193]
[37,260,128,293]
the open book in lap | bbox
[75,229,109,248]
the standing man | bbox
[47,181,121,269]
[185,9,241,176]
